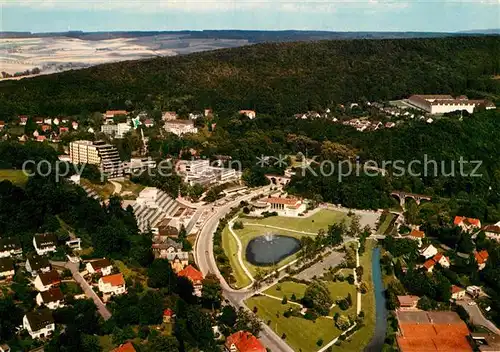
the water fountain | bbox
[246,233,301,266]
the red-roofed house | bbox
[454,216,481,233]
[112,342,136,352]
[239,110,256,119]
[483,224,500,242]
[0,121,5,130]
[423,259,437,273]
[105,110,128,118]
[59,127,69,134]
[397,295,420,310]
[433,253,450,268]
[474,250,489,270]
[409,229,426,247]
[225,331,266,352]
[19,115,28,125]
[98,273,126,296]
[178,265,203,296]
[451,285,466,300]
[36,136,47,142]
[41,124,51,132]
[163,308,174,323]
[144,119,154,128]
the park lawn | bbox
[0,169,28,186]
[264,281,307,300]
[119,179,145,198]
[242,209,348,234]
[246,296,341,352]
[333,240,376,352]
[377,213,396,236]
[221,227,252,289]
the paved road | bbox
[51,260,112,321]
[195,187,295,352]
[457,300,500,334]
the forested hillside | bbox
[0,36,498,119]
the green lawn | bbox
[265,281,307,300]
[80,178,115,199]
[332,240,376,352]
[221,227,253,289]
[0,169,28,186]
[246,296,341,352]
[242,209,348,233]
[119,179,145,198]
[98,335,115,351]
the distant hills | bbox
[1,29,499,42]
[0,35,498,119]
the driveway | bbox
[51,260,112,321]
[457,300,500,334]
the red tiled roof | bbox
[451,285,465,294]
[410,229,425,238]
[483,225,500,234]
[112,342,136,352]
[474,250,489,265]
[101,273,125,287]
[454,216,481,227]
[433,253,449,265]
[163,308,173,317]
[423,259,436,270]
[225,331,266,352]
[106,110,128,116]
[265,197,301,206]
[397,295,420,307]
[178,265,203,282]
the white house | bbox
[419,244,438,259]
[0,237,22,258]
[164,120,198,136]
[263,196,307,217]
[26,254,51,277]
[433,253,450,268]
[36,287,64,310]
[451,285,467,300]
[23,309,55,339]
[86,258,113,276]
[34,270,61,292]
[0,257,15,280]
[483,223,500,241]
[98,273,126,296]
[33,233,57,256]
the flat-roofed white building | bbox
[164,120,198,136]
[101,122,131,139]
[69,140,123,178]
[407,95,495,114]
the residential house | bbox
[86,258,113,276]
[397,295,420,310]
[423,258,437,273]
[162,111,178,121]
[72,121,79,130]
[33,233,57,256]
[423,253,450,273]
[23,309,55,339]
[26,254,51,276]
[105,110,128,119]
[474,250,489,270]
[112,342,136,352]
[34,270,61,292]
[483,223,500,241]
[144,119,154,127]
[19,115,28,125]
[409,229,425,247]
[36,135,47,142]
[178,265,203,296]
[0,121,5,130]
[451,285,466,300]
[43,118,52,125]
[239,110,256,119]
[35,118,43,125]
[204,109,213,117]
[466,286,482,298]
[151,238,189,272]
[36,287,64,310]
[454,216,482,233]
[41,124,51,132]
[53,118,60,125]
[163,308,174,323]
[419,244,438,259]
[0,237,22,258]
[0,257,15,280]
[98,273,126,296]
[59,127,69,134]
[225,331,266,352]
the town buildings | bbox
[483,222,500,241]
[0,257,15,280]
[178,265,203,297]
[409,229,425,247]
[86,258,113,276]
[26,254,51,276]
[151,237,189,272]
[132,187,181,233]
[122,157,156,175]
[397,295,420,310]
[34,270,61,292]
[23,309,55,339]
[69,140,123,178]
[98,273,126,296]
[225,331,266,352]
[101,122,132,139]
[164,120,198,136]
[177,159,240,186]
[451,285,466,300]
[36,287,64,310]
[454,216,482,233]
[407,95,495,114]
[474,250,489,270]
[0,237,22,258]
[33,233,57,256]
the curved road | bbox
[195,187,294,352]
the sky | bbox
[0,0,499,33]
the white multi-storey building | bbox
[69,140,123,178]
[101,122,131,139]
[407,95,495,114]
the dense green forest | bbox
[0,36,498,119]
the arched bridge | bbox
[391,191,432,208]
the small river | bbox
[364,246,388,352]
